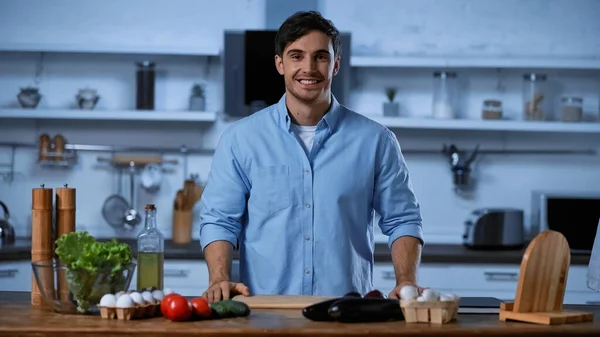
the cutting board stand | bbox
[499,230,594,325]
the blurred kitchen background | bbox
[1,0,600,301]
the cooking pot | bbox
[0,201,15,245]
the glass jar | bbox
[481,99,503,120]
[432,71,458,119]
[136,204,164,290]
[560,96,583,122]
[136,61,156,110]
[522,73,547,121]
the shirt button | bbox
[305,235,310,241]
[305,269,310,274]
[305,170,310,174]
[305,204,311,208]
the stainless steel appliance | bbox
[531,190,600,254]
[0,201,15,246]
[462,208,525,250]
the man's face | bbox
[275,30,340,104]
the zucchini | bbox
[210,299,251,318]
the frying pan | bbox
[102,169,129,229]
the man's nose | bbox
[301,57,318,71]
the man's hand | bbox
[387,281,426,300]
[202,281,250,303]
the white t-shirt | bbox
[290,123,317,155]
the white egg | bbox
[115,294,135,308]
[440,293,457,301]
[152,289,164,301]
[129,292,144,305]
[114,291,126,300]
[164,288,174,295]
[99,293,117,307]
[141,291,155,304]
[399,285,419,300]
[421,288,439,301]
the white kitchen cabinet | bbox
[373,263,454,294]
[0,261,32,292]
[372,262,600,304]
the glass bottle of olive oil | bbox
[136,204,164,290]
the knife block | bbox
[499,230,594,325]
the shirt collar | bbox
[276,93,343,134]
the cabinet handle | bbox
[0,269,18,278]
[382,271,395,280]
[484,271,518,281]
[164,269,190,278]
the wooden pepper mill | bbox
[31,184,55,307]
[55,184,76,301]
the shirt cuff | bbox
[387,223,424,249]
[199,224,239,251]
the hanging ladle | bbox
[124,161,141,228]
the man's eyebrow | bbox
[286,49,331,55]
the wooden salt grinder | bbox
[55,184,76,301]
[31,184,55,306]
[499,230,594,325]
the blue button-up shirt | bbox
[199,93,424,296]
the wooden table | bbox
[1,291,599,336]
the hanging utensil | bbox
[102,168,129,229]
[123,161,141,229]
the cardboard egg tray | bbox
[399,297,460,324]
[99,302,162,320]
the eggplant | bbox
[327,298,404,323]
[302,292,362,322]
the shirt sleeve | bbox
[198,128,249,251]
[373,129,424,248]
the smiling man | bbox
[199,11,424,303]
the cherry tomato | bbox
[190,297,212,319]
[164,294,193,321]
[160,293,180,317]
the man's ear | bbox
[275,55,284,75]
[332,56,341,76]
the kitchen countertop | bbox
[0,291,599,337]
[0,238,592,265]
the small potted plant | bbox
[383,87,400,116]
[189,83,206,111]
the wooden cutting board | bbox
[231,295,335,309]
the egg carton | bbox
[99,302,162,320]
[399,297,460,324]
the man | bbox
[199,10,424,303]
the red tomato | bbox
[160,293,180,317]
[190,297,212,319]
[164,295,193,321]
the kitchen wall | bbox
[1,0,599,244]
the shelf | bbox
[350,56,600,70]
[0,109,217,122]
[364,115,600,134]
[0,42,221,57]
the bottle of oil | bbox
[136,204,164,290]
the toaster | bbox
[462,208,525,250]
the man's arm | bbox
[204,240,234,284]
[391,236,422,287]
[372,130,424,293]
[198,129,249,289]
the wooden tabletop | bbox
[1,291,600,337]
